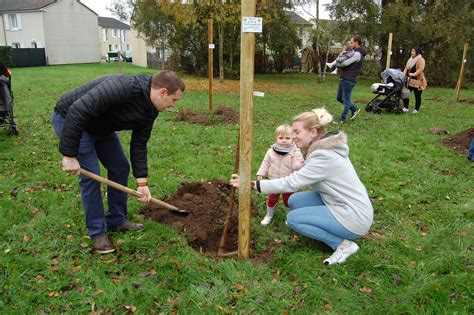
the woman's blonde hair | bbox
[274,124,293,137]
[293,108,333,132]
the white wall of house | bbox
[130,29,147,68]
[0,15,6,45]
[3,12,46,48]
[43,0,100,65]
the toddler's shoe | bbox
[260,214,274,226]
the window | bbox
[113,44,119,51]
[12,42,20,48]
[109,44,112,51]
[126,44,130,51]
[121,30,126,42]
[103,29,108,41]
[6,14,22,30]
[112,29,118,37]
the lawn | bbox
[0,63,473,313]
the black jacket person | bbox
[52,71,185,254]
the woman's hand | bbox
[61,156,81,176]
[230,174,240,187]
[230,174,257,190]
[136,185,152,203]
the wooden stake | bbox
[238,0,256,260]
[208,18,214,112]
[218,136,240,255]
[454,43,468,102]
[386,33,393,69]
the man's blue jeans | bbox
[286,191,361,249]
[336,79,358,122]
[52,111,129,237]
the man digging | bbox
[52,70,185,254]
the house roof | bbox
[0,0,57,12]
[285,11,311,26]
[98,17,130,30]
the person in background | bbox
[256,124,304,226]
[231,108,373,265]
[52,70,185,254]
[335,35,366,124]
[402,47,427,113]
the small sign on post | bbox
[242,17,262,33]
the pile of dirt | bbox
[439,128,474,155]
[176,106,239,125]
[458,98,474,104]
[140,180,258,256]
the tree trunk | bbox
[218,20,224,83]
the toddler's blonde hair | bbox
[293,108,333,132]
[274,124,293,137]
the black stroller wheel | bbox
[7,124,19,135]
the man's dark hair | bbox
[352,35,362,45]
[151,70,185,93]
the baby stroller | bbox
[365,68,407,114]
[0,62,18,135]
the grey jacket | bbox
[259,132,373,235]
[337,46,367,82]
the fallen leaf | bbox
[94,290,104,295]
[50,258,59,266]
[66,234,73,241]
[48,291,59,297]
[235,284,245,291]
[80,243,89,249]
[76,287,85,292]
[4,248,11,254]
[359,287,373,294]
[391,273,402,285]
[112,276,122,283]
[32,207,41,214]
[323,303,332,310]
[139,269,157,278]
[124,305,137,312]
[23,235,31,242]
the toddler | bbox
[256,124,304,226]
[326,41,354,69]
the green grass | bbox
[0,63,473,313]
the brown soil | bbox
[140,180,259,257]
[439,128,474,154]
[176,106,239,125]
[458,98,474,104]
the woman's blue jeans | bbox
[52,111,130,237]
[286,191,361,249]
[336,79,358,122]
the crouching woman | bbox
[230,108,373,265]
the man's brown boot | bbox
[93,235,115,254]
[108,222,144,232]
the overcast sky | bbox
[80,0,331,21]
[81,0,115,18]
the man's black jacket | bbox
[54,74,158,178]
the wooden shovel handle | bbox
[79,169,180,211]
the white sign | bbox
[208,44,215,49]
[253,91,265,97]
[242,17,262,33]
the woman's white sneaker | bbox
[323,241,359,265]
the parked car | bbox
[106,52,119,62]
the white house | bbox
[0,0,100,65]
[98,16,132,60]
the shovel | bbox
[80,169,190,216]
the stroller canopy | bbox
[381,68,405,85]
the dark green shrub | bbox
[0,46,14,68]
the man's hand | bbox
[136,185,152,203]
[61,157,81,175]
